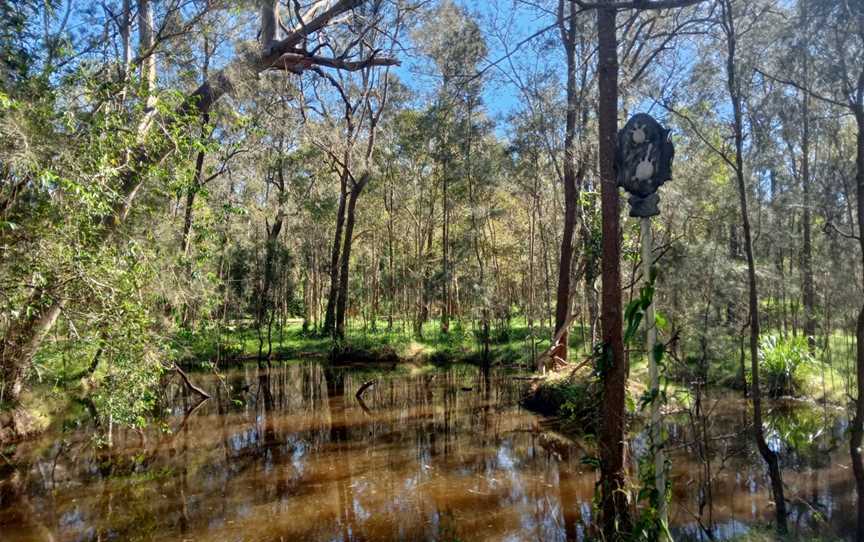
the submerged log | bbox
[355,378,378,400]
[174,364,211,399]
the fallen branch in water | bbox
[174,364,211,399]
[355,378,378,400]
[356,394,372,416]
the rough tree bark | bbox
[596,3,630,538]
[551,0,581,368]
[335,174,371,339]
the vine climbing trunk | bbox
[641,217,665,527]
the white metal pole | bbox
[641,216,666,528]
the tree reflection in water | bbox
[0,361,856,541]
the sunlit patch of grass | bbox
[176,317,567,368]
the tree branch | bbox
[754,67,849,109]
[574,0,705,11]
[825,221,861,241]
[654,98,737,171]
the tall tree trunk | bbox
[335,175,370,340]
[851,105,864,542]
[324,167,349,335]
[465,100,489,363]
[441,167,450,333]
[181,174,199,257]
[120,0,133,77]
[552,0,580,367]
[799,5,816,350]
[722,0,787,533]
[180,40,212,259]
[181,118,209,259]
[386,182,395,331]
[256,210,284,361]
[138,0,156,103]
[596,4,630,538]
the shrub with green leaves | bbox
[759,335,814,397]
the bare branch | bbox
[825,221,861,241]
[574,0,705,11]
[654,98,737,171]
[301,53,400,71]
[754,67,850,109]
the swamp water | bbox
[0,362,857,541]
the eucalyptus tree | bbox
[415,0,488,334]
[716,0,790,532]
[571,0,708,536]
[792,0,864,536]
[552,0,590,366]
[308,1,403,342]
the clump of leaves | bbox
[759,335,814,397]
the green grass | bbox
[27,315,859,407]
[173,317,595,368]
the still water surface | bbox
[0,362,856,541]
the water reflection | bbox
[0,362,856,541]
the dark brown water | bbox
[0,362,856,541]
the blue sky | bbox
[393,0,558,132]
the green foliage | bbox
[624,267,657,345]
[758,334,815,397]
[629,453,673,542]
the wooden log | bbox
[355,378,378,400]
[174,364,211,399]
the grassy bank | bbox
[20,318,857,440]
[172,318,594,369]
